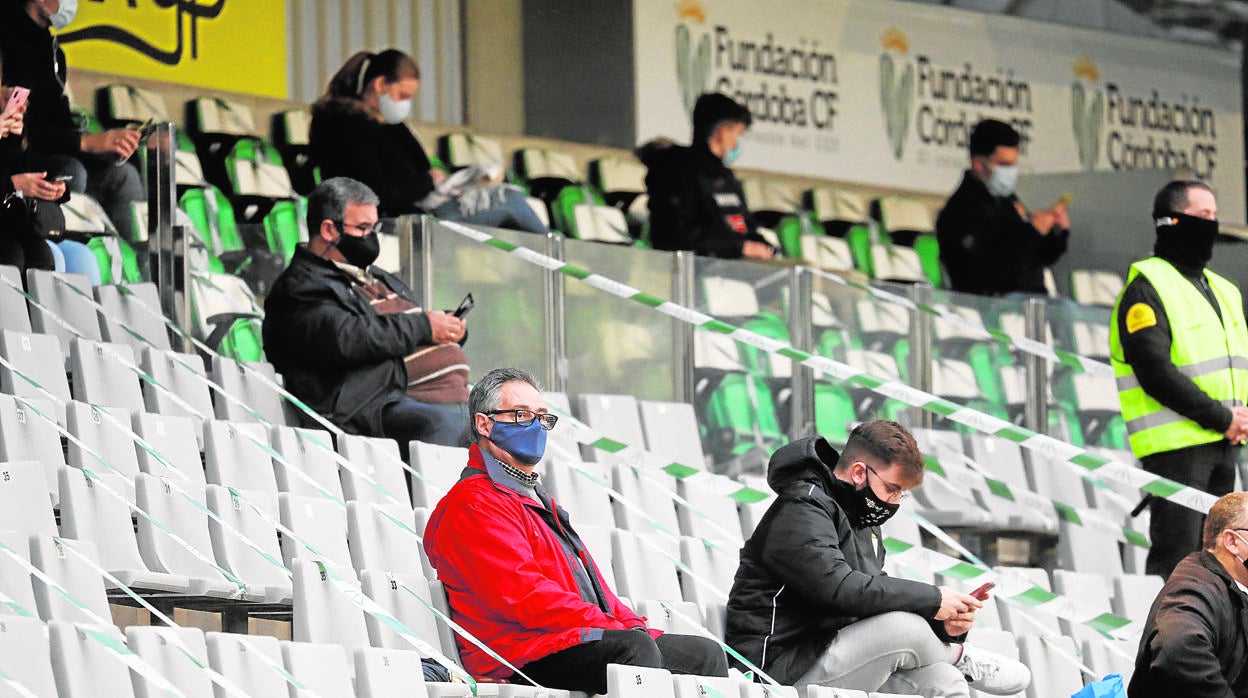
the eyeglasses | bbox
[864,464,910,502]
[485,409,558,431]
[335,220,384,236]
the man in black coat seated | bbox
[1130,491,1248,697]
[263,177,470,447]
[726,420,1029,697]
[936,119,1069,296]
[640,93,775,260]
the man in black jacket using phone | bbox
[726,420,1030,697]
[263,177,471,447]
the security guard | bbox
[1110,180,1248,578]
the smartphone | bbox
[52,174,73,183]
[969,582,996,600]
[453,293,475,319]
[2,86,29,116]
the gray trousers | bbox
[794,611,968,698]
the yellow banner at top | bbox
[58,0,287,99]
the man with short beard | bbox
[725,420,1029,697]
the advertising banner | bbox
[635,0,1245,222]
[58,0,287,99]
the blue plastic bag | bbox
[1071,674,1125,698]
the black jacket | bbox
[308,98,435,217]
[1129,550,1248,697]
[936,171,1068,296]
[1114,255,1234,437]
[643,143,769,259]
[0,4,82,159]
[262,246,434,436]
[725,437,947,684]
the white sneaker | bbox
[953,643,1031,695]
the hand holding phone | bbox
[3,87,29,116]
[969,582,996,601]
[453,293,475,319]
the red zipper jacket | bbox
[424,445,657,679]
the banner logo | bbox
[1071,58,1104,171]
[59,0,224,66]
[878,28,913,160]
[675,0,712,118]
[58,0,287,99]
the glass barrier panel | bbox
[423,220,553,384]
[561,238,681,401]
[806,267,887,445]
[691,257,803,475]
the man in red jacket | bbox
[424,367,728,694]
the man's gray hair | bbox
[307,177,380,231]
[468,367,541,442]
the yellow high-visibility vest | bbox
[1110,257,1248,458]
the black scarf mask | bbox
[832,475,900,528]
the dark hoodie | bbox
[724,436,949,684]
[640,141,768,258]
[308,97,435,217]
[1113,222,1235,436]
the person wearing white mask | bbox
[1129,491,1248,696]
[0,0,146,264]
[936,119,1070,296]
[640,92,775,260]
[310,49,547,233]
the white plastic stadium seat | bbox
[291,558,371,654]
[606,663,675,698]
[0,614,58,695]
[65,401,141,481]
[0,331,70,426]
[205,485,291,603]
[203,419,279,497]
[126,625,214,698]
[58,467,191,594]
[355,646,429,698]
[280,639,356,697]
[205,631,288,697]
[338,433,412,509]
[278,492,351,568]
[48,621,137,698]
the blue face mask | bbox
[488,419,548,466]
[724,141,743,166]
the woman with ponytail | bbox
[310,50,547,233]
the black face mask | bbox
[833,476,900,528]
[332,229,381,268]
[1154,211,1218,269]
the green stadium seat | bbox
[94,84,169,130]
[187,270,265,362]
[512,147,582,216]
[271,108,319,195]
[436,131,504,171]
[814,382,855,446]
[565,204,632,244]
[262,198,308,265]
[551,184,607,234]
[86,236,142,285]
[873,195,942,286]
[739,176,799,229]
[802,186,875,276]
[588,155,649,240]
[184,96,260,196]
